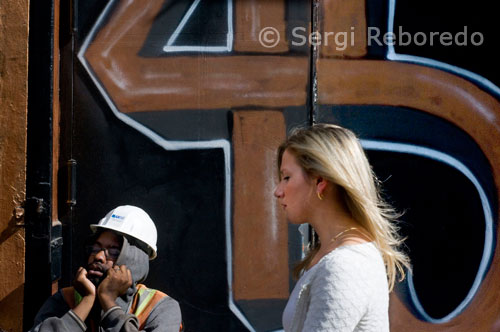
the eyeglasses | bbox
[85,244,121,260]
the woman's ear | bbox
[316,176,327,194]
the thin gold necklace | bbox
[330,227,358,244]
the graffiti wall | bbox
[54,0,500,331]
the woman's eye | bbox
[283,176,290,181]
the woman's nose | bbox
[274,184,282,198]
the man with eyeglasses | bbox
[29,205,182,332]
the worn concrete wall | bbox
[0,0,29,331]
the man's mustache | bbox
[88,262,108,273]
[87,262,111,286]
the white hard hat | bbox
[90,205,158,259]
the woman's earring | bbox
[317,192,323,201]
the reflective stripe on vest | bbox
[130,284,166,329]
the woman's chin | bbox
[287,218,301,225]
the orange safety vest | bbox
[61,284,182,331]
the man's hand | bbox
[73,267,97,298]
[72,267,96,321]
[97,265,132,311]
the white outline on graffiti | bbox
[361,139,494,323]
[387,0,500,99]
[163,0,234,53]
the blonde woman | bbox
[275,124,410,332]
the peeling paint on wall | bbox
[0,0,29,330]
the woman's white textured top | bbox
[282,242,389,332]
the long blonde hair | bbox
[278,124,411,291]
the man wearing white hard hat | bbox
[29,205,182,332]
